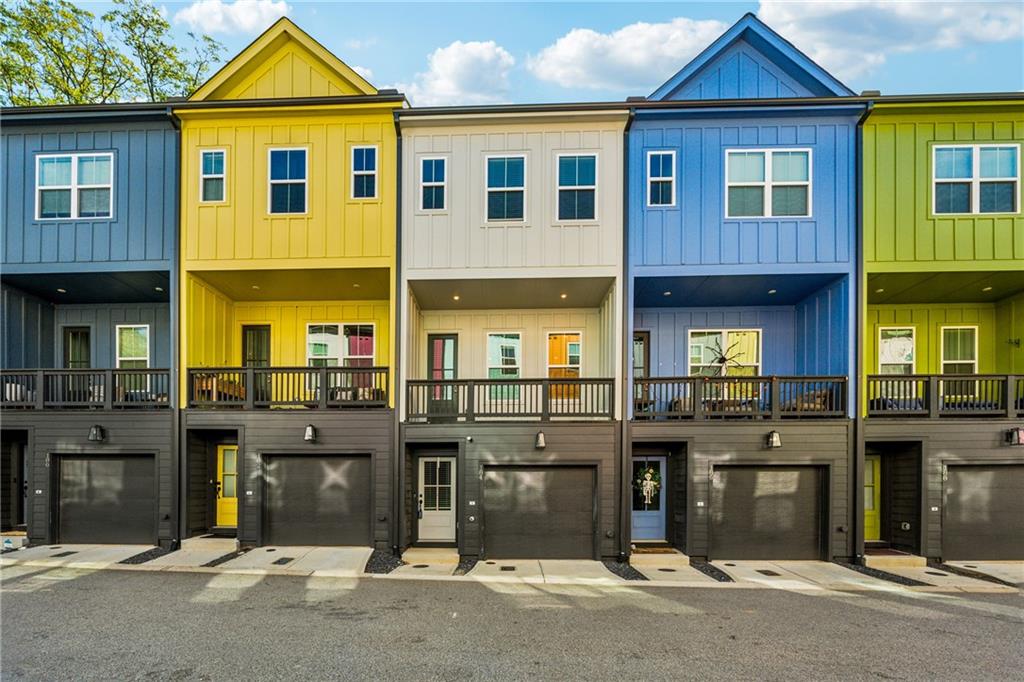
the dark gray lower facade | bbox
[182,409,394,550]
[628,420,855,562]
[861,419,1024,560]
[400,422,620,560]
[1,411,175,548]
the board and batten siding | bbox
[629,114,858,273]
[2,122,177,272]
[863,102,1024,271]
[55,303,171,368]
[995,291,1024,373]
[1,284,55,369]
[401,117,626,277]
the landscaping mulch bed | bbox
[453,558,477,576]
[364,549,404,574]
[603,560,648,581]
[929,561,1017,588]
[119,547,171,565]
[835,562,930,587]
[202,550,245,568]
[690,561,734,583]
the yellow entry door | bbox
[216,445,238,527]
[864,455,881,542]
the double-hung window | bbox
[547,332,582,400]
[878,328,915,375]
[934,145,1019,214]
[200,150,226,202]
[941,327,977,375]
[268,148,307,214]
[352,146,377,199]
[420,157,446,211]
[647,151,675,207]
[726,149,811,218]
[117,324,150,392]
[487,332,521,399]
[486,156,525,221]
[688,330,761,377]
[557,154,596,220]
[36,152,113,220]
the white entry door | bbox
[418,457,456,542]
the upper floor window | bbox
[547,332,582,379]
[688,329,761,376]
[486,156,525,221]
[941,327,977,375]
[934,145,1019,215]
[306,323,375,367]
[116,325,150,369]
[557,155,596,221]
[726,149,811,218]
[36,152,113,220]
[352,146,377,199]
[268,148,306,214]
[420,157,446,211]
[647,151,675,207]
[878,328,915,374]
[200,150,226,203]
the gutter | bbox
[619,108,635,562]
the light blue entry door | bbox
[631,456,667,541]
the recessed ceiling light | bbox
[767,289,777,295]
[251,285,260,290]
[154,286,164,292]
[56,288,67,294]
[875,288,884,294]
[452,294,460,301]
[982,286,993,292]
[662,291,672,296]
[353,283,361,288]
[560,293,568,299]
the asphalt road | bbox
[1,566,1022,681]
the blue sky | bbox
[108,1,1024,104]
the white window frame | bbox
[305,322,377,367]
[546,331,583,379]
[351,145,379,200]
[267,147,308,215]
[484,154,527,223]
[686,329,763,376]
[725,148,813,219]
[931,143,1021,216]
[115,324,150,369]
[419,156,447,212]
[877,326,916,374]
[555,153,598,223]
[35,152,115,221]
[199,149,227,204]
[939,325,978,375]
[646,150,676,208]
[486,331,522,379]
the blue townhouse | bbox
[1,103,178,549]
[624,14,863,562]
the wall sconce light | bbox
[535,431,546,449]
[87,425,105,443]
[1005,427,1024,446]
[766,430,782,449]
[304,424,317,443]
[1007,338,1021,348]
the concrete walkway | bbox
[629,551,719,585]
[946,561,1024,587]
[388,547,459,578]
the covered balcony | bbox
[865,270,1024,419]
[631,273,852,420]
[403,277,618,422]
[1,272,171,410]
[184,268,391,409]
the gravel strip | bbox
[836,562,930,587]
[453,558,477,576]
[119,547,171,565]
[604,560,648,581]
[364,549,404,574]
[929,561,1017,588]
[202,551,245,568]
[690,561,734,583]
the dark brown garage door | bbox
[944,464,1024,560]
[710,465,824,560]
[482,466,595,559]
[264,455,371,546]
[58,455,156,544]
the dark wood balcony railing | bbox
[187,367,388,409]
[406,378,614,422]
[1,369,170,409]
[867,374,1023,418]
[632,376,848,420]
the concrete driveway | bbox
[946,561,1024,587]
[467,559,622,585]
[712,560,896,591]
[215,546,373,577]
[0,544,156,570]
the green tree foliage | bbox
[0,0,224,106]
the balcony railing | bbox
[406,378,614,422]
[867,374,1023,418]
[1,369,171,409]
[632,376,848,420]
[188,367,388,409]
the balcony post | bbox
[770,377,781,420]
[541,380,550,421]
[927,375,939,418]
[245,368,255,409]
[35,370,45,409]
[1004,375,1016,418]
[694,378,705,420]
[103,370,113,409]
[466,381,475,422]
[319,368,329,409]
[608,379,615,420]
[187,370,194,407]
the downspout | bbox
[168,106,183,549]
[619,108,635,562]
[391,111,403,557]
[853,100,873,563]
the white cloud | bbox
[352,65,374,82]
[174,0,290,35]
[528,17,728,92]
[758,0,1024,81]
[392,41,515,106]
